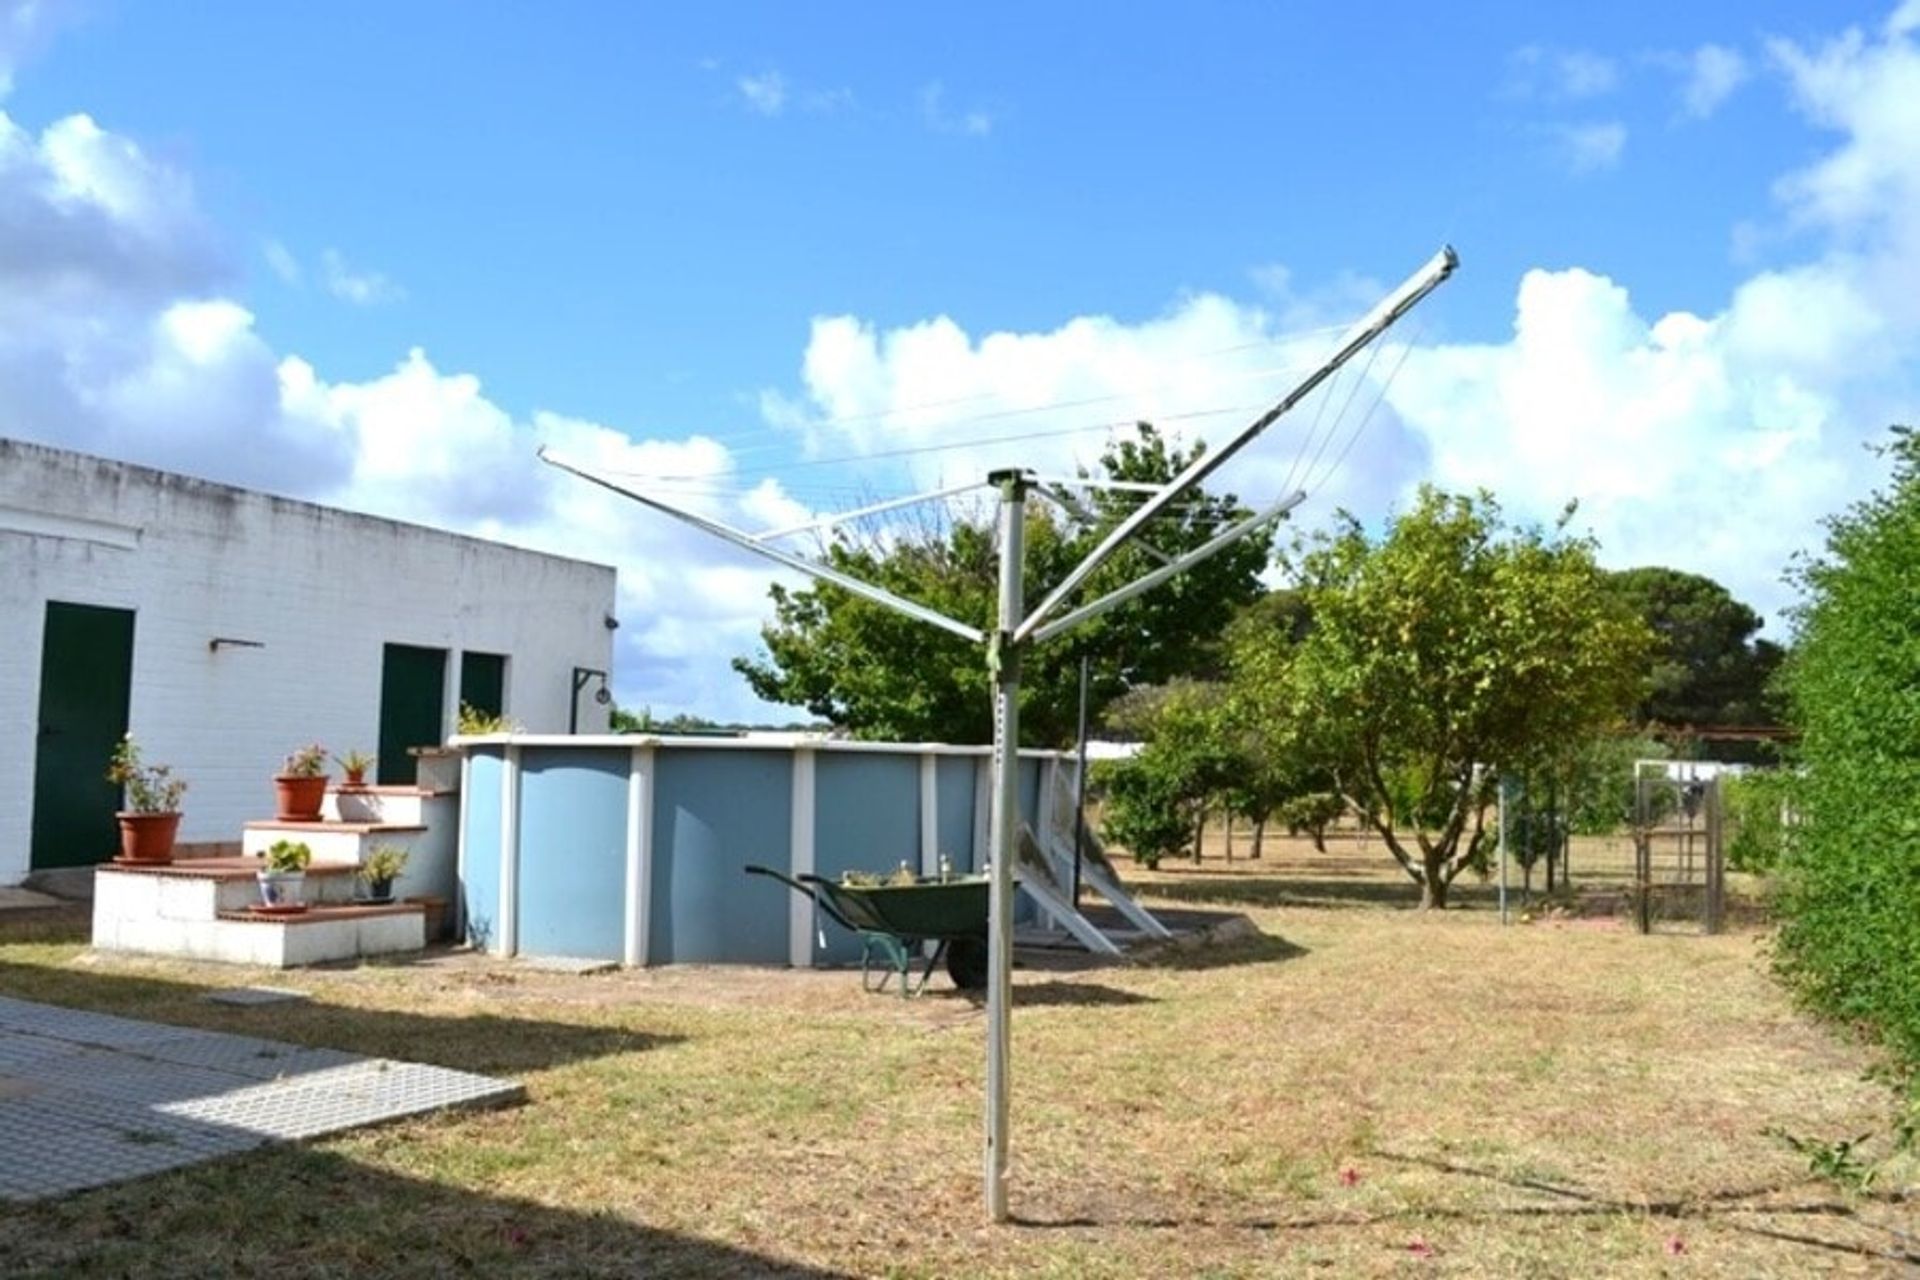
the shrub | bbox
[1723,770,1794,874]
[1775,426,1920,1066]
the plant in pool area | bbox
[280,743,328,778]
[106,735,187,813]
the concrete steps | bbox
[87,767,460,970]
[92,858,425,968]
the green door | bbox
[459,651,507,721]
[31,602,136,870]
[378,644,447,786]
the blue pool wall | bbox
[456,736,1070,966]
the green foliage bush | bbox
[1775,427,1920,1066]
[1723,770,1793,873]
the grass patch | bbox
[0,840,1913,1276]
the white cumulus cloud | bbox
[1549,120,1627,174]
[320,247,402,305]
[1680,43,1750,118]
[737,71,787,116]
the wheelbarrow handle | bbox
[743,864,859,933]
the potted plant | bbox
[358,844,409,903]
[335,748,375,787]
[106,735,187,865]
[256,838,312,910]
[274,743,329,820]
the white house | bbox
[1,437,618,888]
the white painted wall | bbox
[0,438,617,885]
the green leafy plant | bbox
[335,748,375,778]
[1764,1126,1880,1192]
[457,702,517,734]
[106,735,187,813]
[360,844,409,885]
[262,839,312,873]
[280,743,328,778]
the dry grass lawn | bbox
[0,837,1914,1277]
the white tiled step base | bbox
[323,788,436,826]
[241,824,426,866]
[95,863,362,920]
[95,908,425,968]
[92,862,428,968]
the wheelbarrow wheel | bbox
[945,936,989,991]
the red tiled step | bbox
[101,857,362,881]
[242,821,426,834]
[216,903,425,925]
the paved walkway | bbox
[0,995,522,1201]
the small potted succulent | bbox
[256,838,312,911]
[106,735,187,865]
[357,844,409,903]
[335,748,376,787]
[274,743,329,820]
[333,748,380,820]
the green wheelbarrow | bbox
[745,865,990,997]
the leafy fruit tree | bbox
[1096,681,1236,868]
[1775,427,1920,1065]
[1603,566,1784,730]
[734,424,1272,745]
[1236,488,1651,908]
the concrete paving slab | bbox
[0,996,523,1202]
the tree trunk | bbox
[1223,813,1233,862]
[1192,813,1205,862]
[1251,818,1265,860]
[1310,822,1328,854]
[1420,850,1451,909]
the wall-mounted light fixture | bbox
[570,667,610,733]
[208,637,266,652]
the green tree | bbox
[1775,427,1920,1064]
[1603,566,1784,728]
[1237,488,1651,908]
[734,424,1272,744]
[1096,681,1236,867]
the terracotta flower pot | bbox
[115,811,181,865]
[274,774,327,821]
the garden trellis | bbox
[541,244,1457,1223]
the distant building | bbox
[0,438,617,887]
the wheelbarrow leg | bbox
[908,941,947,997]
[862,933,916,995]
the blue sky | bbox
[4,1,1917,722]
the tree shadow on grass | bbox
[1011,1148,1918,1268]
[0,957,676,1078]
[1143,872,1510,913]
[1140,930,1308,971]
[0,1145,851,1279]
[1017,981,1156,1008]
